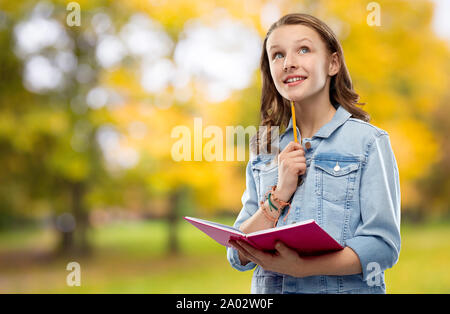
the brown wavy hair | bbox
[253,13,370,155]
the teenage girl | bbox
[228,13,401,294]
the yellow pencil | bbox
[291,100,303,186]
[291,101,298,144]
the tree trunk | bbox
[59,229,74,254]
[57,181,91,256]
[167,187,183,255]
[72,181,91,255]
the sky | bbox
[432,0,450,40]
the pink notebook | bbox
[184,216,343,256]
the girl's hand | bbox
[276,141,306,202]
[229,239,307,278]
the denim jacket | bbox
[227,104,401,294]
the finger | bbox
[279,151,304,166]
[236,240,260,256]
[284,149,305,159]
[284,155,306,165]
[229,240,250,258]
[279,146,303,167]
[282,141,302,154]
[285,161,306,175]
[275,242,292,255]
[296,164,307,175]
[291,157,306,164]
[278,151,306,166]
[236,240,269,263]
[275,242,299,260]
[232,240,264,265]
[228,240,238,248]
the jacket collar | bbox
[284,104,352,139]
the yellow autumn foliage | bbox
[100,0,449,214]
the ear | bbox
[328,52,340,76]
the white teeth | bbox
[285,77,305,83]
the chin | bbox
[288,93,319,105]
[282,89,311,103]
[284,93,307,103]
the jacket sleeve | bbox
[226,159,260,272]
[345,132,401,281]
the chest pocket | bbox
[314,155,361,204]
[252,156,278,203]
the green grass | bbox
[385,220,450,293]
[0,218,449,293]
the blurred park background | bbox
[0,0,449,293]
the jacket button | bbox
[305,142,311,150]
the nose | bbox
[283,53,297,72]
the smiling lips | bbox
[284,75,307,86]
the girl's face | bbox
[266,24,339,104]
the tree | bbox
[0,1,122,255]
[1,0,448,260]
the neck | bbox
[293,92,336,140]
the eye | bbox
[299,46,310,54]
[272,46,310,60]
[273,52,283,59]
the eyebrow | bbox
[269,38,313,51]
